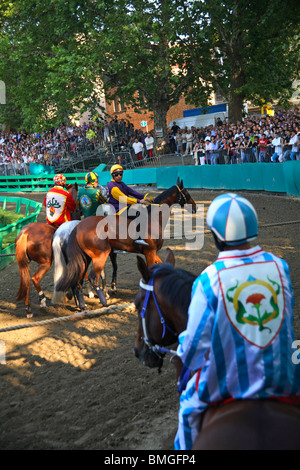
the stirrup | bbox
[134,239,149,246]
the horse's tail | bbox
[55,228,88,292]
[15,230,30,302]
[51,232,67,304]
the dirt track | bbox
[0,188,299,450]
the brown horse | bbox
[55,179,197,311]
[134,249,300,450]
[15,184,80,318]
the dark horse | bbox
[56,178,197,311]
[134,249,300,450]
[15,184,80,318]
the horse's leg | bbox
[15,231,33,318]
[100,269,110,299]
[88,253,110,307]
[31,260,52,309]
[74,278,87,311]
[109,250,118,292]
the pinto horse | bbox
[15,184,83,318]
[134,249,300,450]
[55,178,197,311]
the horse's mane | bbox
[153,186,177,204]
[150,263,196,318]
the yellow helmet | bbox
[85,172,98,184]
[110,164,123,175]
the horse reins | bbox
[139,270,178,359]
[176,185,190,206]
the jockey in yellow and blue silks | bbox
[107,164,151,215]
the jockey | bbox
[107,164,151,215]
[107,164,152,245]
[175,193,300,450]
[44,174,76,227]
[78,171,108,218]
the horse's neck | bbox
[153,186,177,207]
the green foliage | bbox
[0,0,298,131]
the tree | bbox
[0,0,298,132]
[101,0,211,138]
[188,0,300,121]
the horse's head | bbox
[133,249,178,372]
[176,177,197,214]
[67,182,78,195]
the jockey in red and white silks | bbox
[44,174,76,227]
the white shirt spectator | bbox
[145,135,154,150]
[132,141,144,155]
[271,136,283,155]
[290,134,299,152]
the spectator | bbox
[171,121,180,136]
[132,138,144,161]
[271,132,283,162]
[289,130,299,160]
[258,134,268,162]
[145,132,155,158]
[207,135,219,165]
[185,129,194,155]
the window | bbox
[113,96,125,113]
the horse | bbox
[133,248,300,450]
[14,184,80,318]
[51,219,117,307]
[55,178,197,311]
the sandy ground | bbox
[0,188,299,450]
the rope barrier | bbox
[0,253,16,257]
[1,219,300,260]
[259,220,300,228]
[0,302,135,333]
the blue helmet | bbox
[206,193,258,246]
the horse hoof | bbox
[26,312,33,319]
[88,292,95,299]
[40,298,47,308]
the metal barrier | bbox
[0,196,43,270]
[0,173,87,193]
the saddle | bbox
[193,399,300,450]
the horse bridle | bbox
[176,185,191,207]
[139,270,178,359]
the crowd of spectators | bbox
[167,108,300,165]
[0,115,152,175]
[0,108,299,176]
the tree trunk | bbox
[152,100,170,154]
[227,69,245,122]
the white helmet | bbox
[206,193,258,246]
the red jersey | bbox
[43,185,76,227]
[259,137,267,151]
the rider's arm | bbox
[110,186,141,205]
[176,276,214,372]
[66,191,77,213]
[96,189,108,204]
